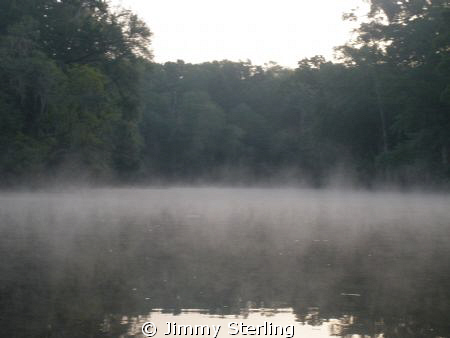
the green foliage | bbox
[0,0,151,184]
[0,0,448,186]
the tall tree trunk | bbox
[442,144,448,166]
[372,67,389,153]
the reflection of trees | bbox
[0,202,449,337]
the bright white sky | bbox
[114,0,369,68]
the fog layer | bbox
[0,188,449,336]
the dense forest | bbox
[0,0,449,187]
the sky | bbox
[113,0,369,68]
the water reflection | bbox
[0,188,449,337]
[119,308,330,338]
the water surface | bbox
[0,188,449,337]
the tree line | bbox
[0,0,448,187]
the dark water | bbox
[0,188,449,337]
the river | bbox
[0,188,449,337]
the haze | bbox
[1,188,449,336]
[1,0,449,336]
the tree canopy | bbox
[0,0,448,187]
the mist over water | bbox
[0,187,449,337]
